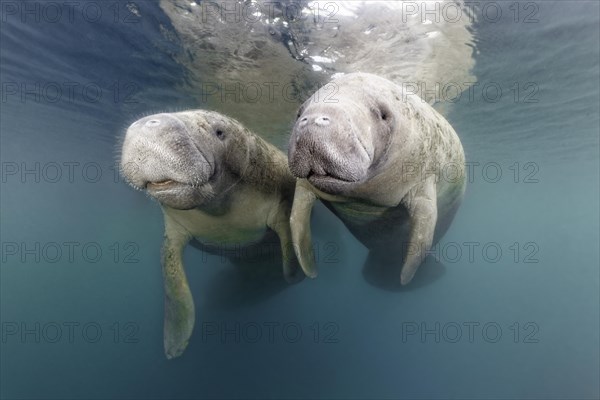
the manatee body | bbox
[120,110,306,358]
[288,73,466,285]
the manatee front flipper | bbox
[268,206,305,284]
[400,176,438,285]
[161,218,193,359]
[290,179,317,278]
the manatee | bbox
[120,110,307,358]
[288,73,466,285]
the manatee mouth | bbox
[306,170,362,187]
[305,173,357,196]
[143,165,216,193]
[141,178,214,210]
[145,180,189,193]
[147,179,175,187]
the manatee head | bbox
[120,110,251,210]
[288,73,396,194]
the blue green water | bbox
[1,1,598,399]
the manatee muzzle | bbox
[288,109,372,188]
[120,113,215,192]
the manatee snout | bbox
[120,113,216,209]
[288,106,372,189]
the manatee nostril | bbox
[299,117,309,127]
[314,116,331,126]
[145,119,161,127]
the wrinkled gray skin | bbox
[121,110,305,359]
[288,73,466,285]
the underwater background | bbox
[1,1,598,399]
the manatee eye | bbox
[379,107,391,122]
[215,129,225,139]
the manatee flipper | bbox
[400,176,438,285]
[268,207,305,283]
[290,179,317,278]
[161,219,193,359]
